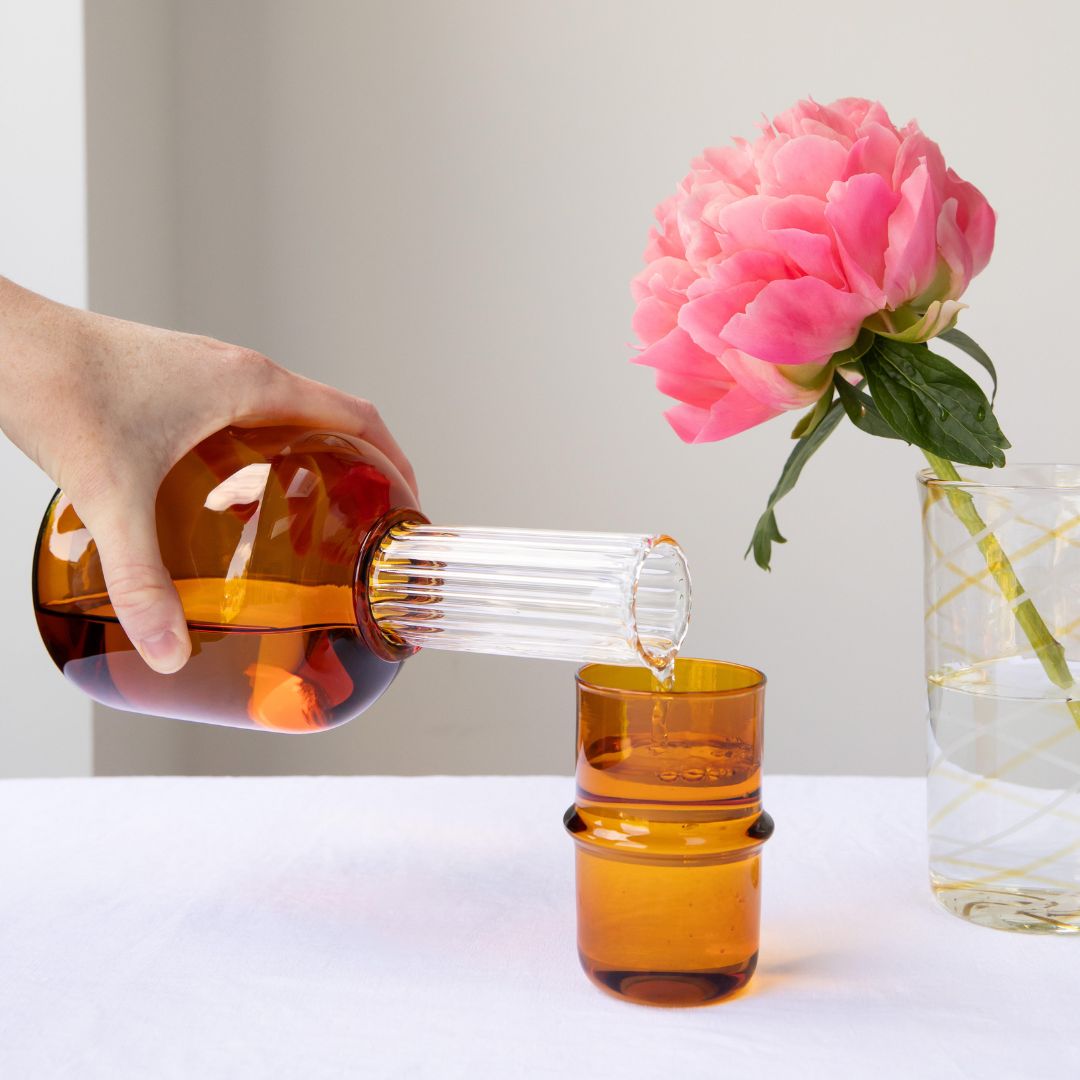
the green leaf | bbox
[790,385,834,439]
[938,326,998,403]
[832,373,903,440]
[862,337,1010,468]
[749,507,786,572]
[746,398,848,570]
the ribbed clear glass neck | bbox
[367,523,690,678]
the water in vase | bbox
[927,655,1080,933]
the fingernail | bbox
[137,631,188,674]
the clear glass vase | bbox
[920,464,1080,933]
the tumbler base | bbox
[580,951,757,1007]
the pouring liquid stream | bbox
[633,542,686,755]
[648,657,676,755]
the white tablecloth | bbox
[0,775,1074,1079]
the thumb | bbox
[77,493,192,674]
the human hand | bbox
[0,277,418,674]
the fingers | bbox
[284,377,419,499]
[76,488,192,674]
[230,356,419,499]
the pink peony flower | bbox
[633,97,996,443]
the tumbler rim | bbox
[576,657,765,699]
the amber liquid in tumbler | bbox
[33,427,417,732]
[566,662,771,1008]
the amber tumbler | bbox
[564,659,772,1007]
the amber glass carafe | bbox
[565,659,772,1007]
[34,426,690,733]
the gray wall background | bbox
[0,0,91,777]
[84,0,1075,777]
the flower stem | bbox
[923,450,1080,727]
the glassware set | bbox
[36,421,1076,1010]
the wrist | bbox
[0,277,91,453]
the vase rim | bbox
[918,462,1080,493]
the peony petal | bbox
[935,198,973,300]
[653,368,722,409]
[770,228,845,287]
[842,122,901,182]
[681,184,747,269]
[893,126,947,190]
[766,135,850,199]
[632,296,680,348]
[644,194,685,261]
[761,194,828,233]
[769,102,810,138]
[689,141,758,194]
[771,98,857,142]
[965,201,995,277]
[919,299,965,339]
[721,349,826,410]
[679,280,766,356]
[825,173,899,306]
[827,97,875,129]
[837,98,899,135]
[722,276,877,365]
[664,403,713,443]
[630,256,695,302]
[693,248,791,294]
[883,161,941,309]
[762,198,844,285]
[871,299,966,343]
[669,387,784,443]
[634,328,734,409]
[710,195,780,257]
[631,257,697,346]
[678,250,792,355]
[946,170,995,276]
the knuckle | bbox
[190,333,230,353]
[353,398,379,425]
[221,349,285,421]
[106,569,174,625]
[225,346,274,373]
